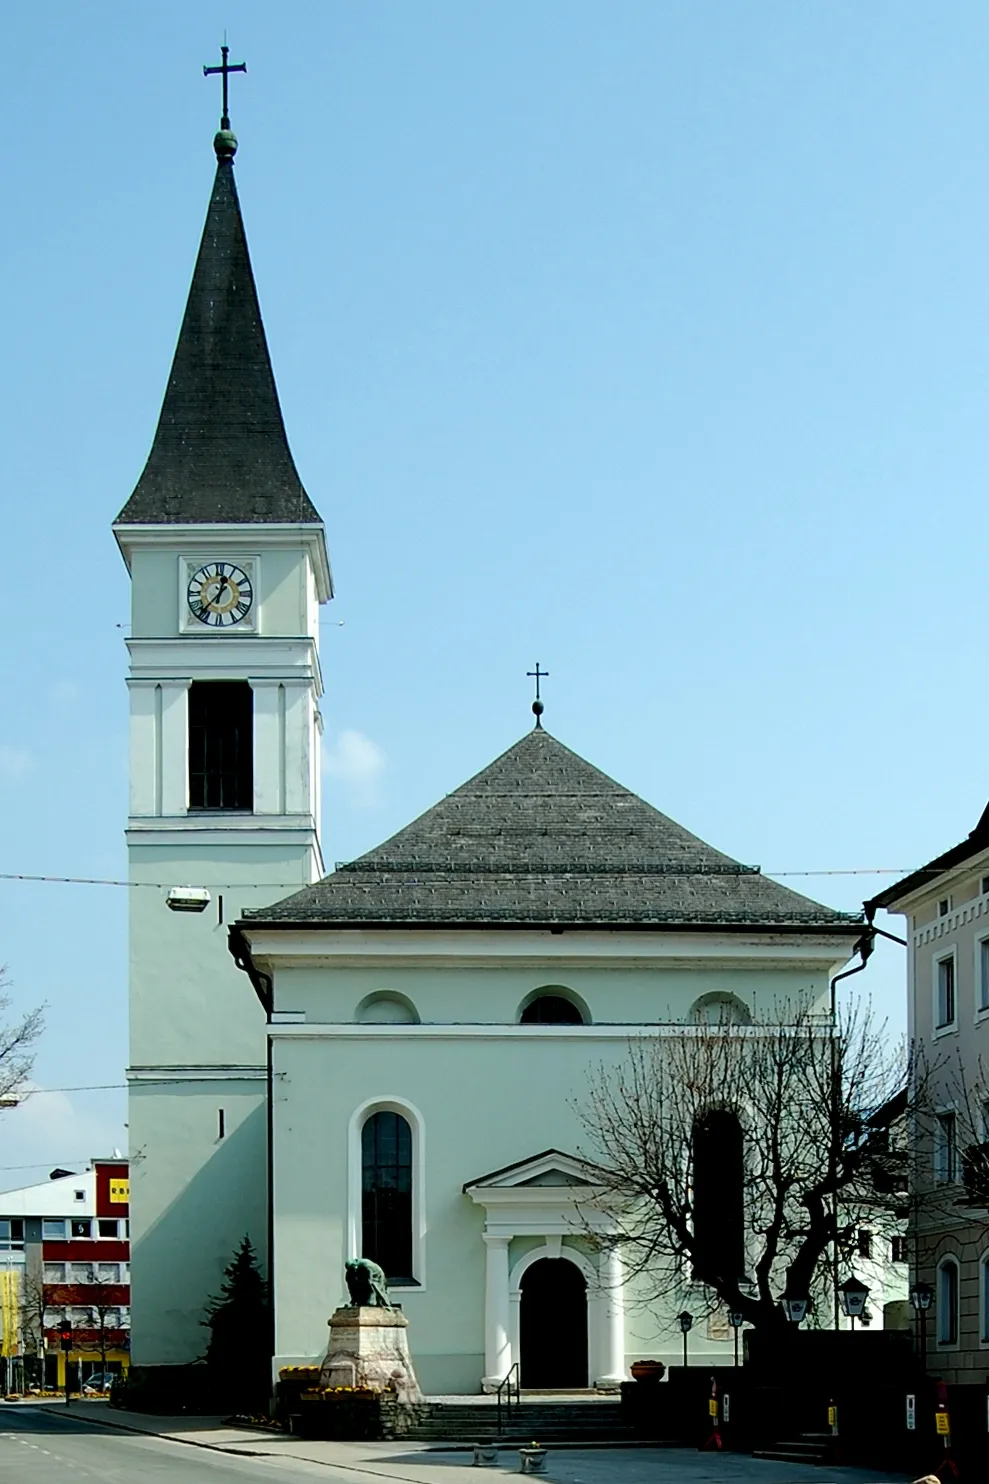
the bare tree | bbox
[0,970,43,1107]
[85,1266,120,1383]
[18,1269,47,1389]
[577,1000,907,1333]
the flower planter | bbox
[518,1446,547,1474]
[630,1360,666,1384]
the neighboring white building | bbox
[870,813,989,1383]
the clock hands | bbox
[210,571,229,609]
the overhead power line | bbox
[0,867,917,891]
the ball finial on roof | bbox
[532,698,545,729]
[214,129,238,160]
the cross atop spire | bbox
[203,44,247,133]
[527,663,549,729]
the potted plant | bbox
[629,1359,666,1383]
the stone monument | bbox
[319,1258,423,1403]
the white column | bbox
[482,1235,512,1390]
[595,1244,626,1386]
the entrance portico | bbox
[464,1150,626,1391]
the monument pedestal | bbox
[320,1306,422,1403]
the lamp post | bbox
[678,1310,693,1367]
[728,1310,744,1367]
[785,1296,809,1326]
[909,1280,933,1371]
[838,1277,870,1330]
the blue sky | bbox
[0,2,986,1187]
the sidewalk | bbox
[20,1399,914,1483]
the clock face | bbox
[187,562,254,627]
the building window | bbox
[71,1219,92,1239]
[361,1111,414,1284]
[691,1109,745,1285]
[94,1263,119,1283]
[936,955,956,1029]
[0,1219,24,1251]
[935,1112,958,1183]
[937,1257,960,1345]
[690,992,752,1025]
[982,876,989,897]
[978,939,989,1014]
[891,1235,908,1264]
[939,898,951,918]
[188,680,253,811]
[73,1189,85,1203]
[97,1219,119,1239]
[42,1220,66,1240]
[519,995,584,1025]
[857,1229,873,1260]
[43,1262,66,1282]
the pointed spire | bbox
[116,132,321,526]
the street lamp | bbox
[678,1310,693,1367]
[838,1277,870,1330]
[785,1296,809,1326]
[909,1280,933,1370]
[728,1310,744,1367]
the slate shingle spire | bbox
[115,128,321,525]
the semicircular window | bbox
[520,995,585,1025]
[690,992,752,1026]
[355,993,419,1025]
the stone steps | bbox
[752,1436,832,1466]
[404,1401,632,1444]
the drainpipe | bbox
[829,926,875,1328]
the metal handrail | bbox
[495,1361,520,1436]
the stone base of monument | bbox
[319,1305,423,1404]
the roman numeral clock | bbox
[185,560,255,629]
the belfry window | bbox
[361,1111,414,1284]
[188,681,253,810]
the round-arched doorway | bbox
[519,1257,588,1387]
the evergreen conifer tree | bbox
[202,1236,271,1412]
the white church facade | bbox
[114,112,864,1393]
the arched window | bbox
[361,1112,413,1283]
[690,992,752,1026]
[692,1109,745,1285]
[937,1256,959,1346]
[355,992,419,1024]
[519,987,588,1025]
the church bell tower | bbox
[113,77,331,1370]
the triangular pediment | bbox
[463,1148,598,1193]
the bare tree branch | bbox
[575,999,909,1333]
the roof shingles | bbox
[115,142,321,527]
[245,729,860,930]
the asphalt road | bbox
[0,1406,336,1482]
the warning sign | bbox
[936,1412,951,1436]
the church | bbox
[114,102,863,1394]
